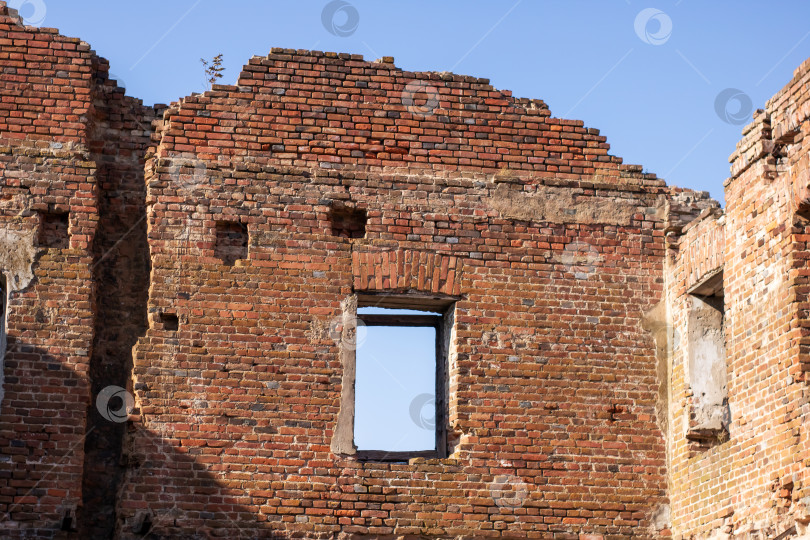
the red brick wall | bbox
[7,3,781,536]
[78,59,155,539]
[0,4,153,537]
[0,7,97,536]
[667,59,810,538]
[111,48,714,538]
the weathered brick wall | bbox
[675,209,724,290]
[0,4,154,537]
[108,48,721,538]
[78,62,155,538]
[15,3,808,537]
[667,59,810,538]
[0,6,98,536]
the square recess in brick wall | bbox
[330,205,366,239]
[214,221,248,265]
[37,211,69,249]
[158,312,179,331]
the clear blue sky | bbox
[17,0,810,204]
[16,1,810,451]
[354,311,436,452]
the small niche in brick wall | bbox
[214,221,248,266]
[330,206,367,239]
[37,211,69,249]
[159,312,179,331]
[60,506,77,532]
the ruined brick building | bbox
[1,2,810,538]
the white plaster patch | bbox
[0,226,38,409]
[0,227,38,292]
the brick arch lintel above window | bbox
[351,249,462,297]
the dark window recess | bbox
[159,312,179,331]
[37,211,69,249]
[214,221,248,265]
[330,206,367,239]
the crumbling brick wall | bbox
[0,7,100,537]
[0,4,154,538]
[666,58,810,538]
[20,1,810,537]
[78,60,156,539]
[109,48,712,538]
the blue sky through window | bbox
[354,307,437,451]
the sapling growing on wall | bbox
[200,53,225,89]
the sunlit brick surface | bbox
[114,44,697,537]
[0,3,154,537]
[667,58,810,538]
[2,1,810,538]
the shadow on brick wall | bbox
[0,337,89,538]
